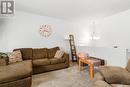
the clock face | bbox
[39,24,52,37]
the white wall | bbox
[0,19,9,52]
[96,9,130,48]
[0,11,94,53]
[0,11,74,52]
[69,18,98,46]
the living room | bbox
[0,0,130,87]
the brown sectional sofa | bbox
[0,47,69,87]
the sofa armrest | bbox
[98,66,130,85]
[62,53,69,66]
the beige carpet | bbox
[32,64,94,87]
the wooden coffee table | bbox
[79,57,104,79]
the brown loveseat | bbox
[94,59,130,87]
[0,47,69,87]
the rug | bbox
[32,64,94,87]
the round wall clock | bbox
[39,24,52,37]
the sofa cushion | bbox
[33,48,48,59]
[50,58,66,64]
[0,60,32,84]
[99,66,130,85]
[14,48,33,60]
[126,59,130,73]
[33,59,50,66]
[48,47,60,58]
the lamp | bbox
[90,21,100,40]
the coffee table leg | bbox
[79,60,82,71]
[89,64,94,79]
[79,59,81,71]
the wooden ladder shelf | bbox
[69,34,77,62]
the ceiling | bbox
[16,0,130,20]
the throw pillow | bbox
[54,50,64,58]
[99,66,130,85]
[0,59,7,66]
[8,50,23,64]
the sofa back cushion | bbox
[13,48,33,60]
[33,48,48,59]
[48,47,60,58]
[126,59,130,73]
